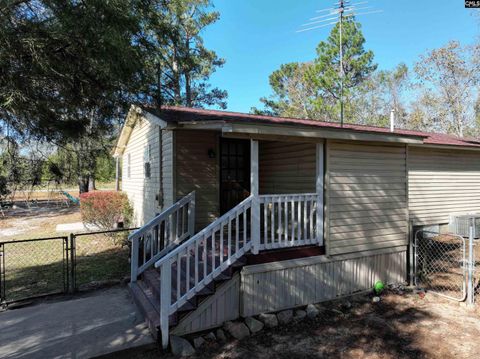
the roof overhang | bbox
[130,105,480,149]
[177,121,425,145]
[409,143,480,152]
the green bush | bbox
[80,191,133,231]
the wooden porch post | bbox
[316,143,324,246]
[187,191,196,237]
[251,140,260,254]
[160,261,171,349]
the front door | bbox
[220,138,250,214]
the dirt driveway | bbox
[105,290,480,359]
[0,205,81,240]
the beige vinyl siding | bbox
[121,117,161,225]
[175,130,219,230]
[259,141,316,194]
[408,147,480,225]
[241,248,406,317]
[326,141,408,255]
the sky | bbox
[202,0,480,113]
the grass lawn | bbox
[0,203,132,302]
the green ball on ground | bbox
[374,280,385,295]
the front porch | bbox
[174,132,325,248]
[129,134,326,348]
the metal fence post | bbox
[468,219,474,305]
[63,236,69,295]
[0,243,5,304]
[69,233,76,293]
[408,222,414,285]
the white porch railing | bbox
[130,191,196,282]
[132,190,321,348]
[154,195,253,348]
[259,193,319,250]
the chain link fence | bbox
[414,230,467,301]
[0,237,69,303]
[72,229,133,291]
[473,240,480,301]
[0,228,137,305]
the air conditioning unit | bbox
[450,214,480,239]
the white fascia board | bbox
[222,123,425,144]
[409,143,480,152]
[177,121,226,131]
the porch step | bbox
[130,282,164,341]
[130,255,249,339]
[141,255,235,301]
[142,269,197,313]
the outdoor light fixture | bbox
[208,148,216,158]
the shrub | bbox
[80,191,133,232]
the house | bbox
[113,104,480,347]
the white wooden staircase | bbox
[129,190,321,348]
[129,192,254,348]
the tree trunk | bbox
[185,72,191,107]
[88,175,96,192]
[172,47,181,104]
[76,127,97,194]
[185,38,192,107]
[78,176,89,194]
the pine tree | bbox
[142,0,227,108]
[256,16,376,122]
[0,0,227,192]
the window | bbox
[144,144,151,178]
[144,162,151,178]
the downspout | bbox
[158,127,164,208]
[115,156,120,191]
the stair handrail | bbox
[154,195,253,270]
[130,191,195,283]
[155,195,254,348]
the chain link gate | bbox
[0,228,137,306]
[0,236,70,304]
[474,239,480,303]
[467,233,478,304]
[71,228,134,291]
[414,231,467,301]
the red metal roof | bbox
[145,105,480,149]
